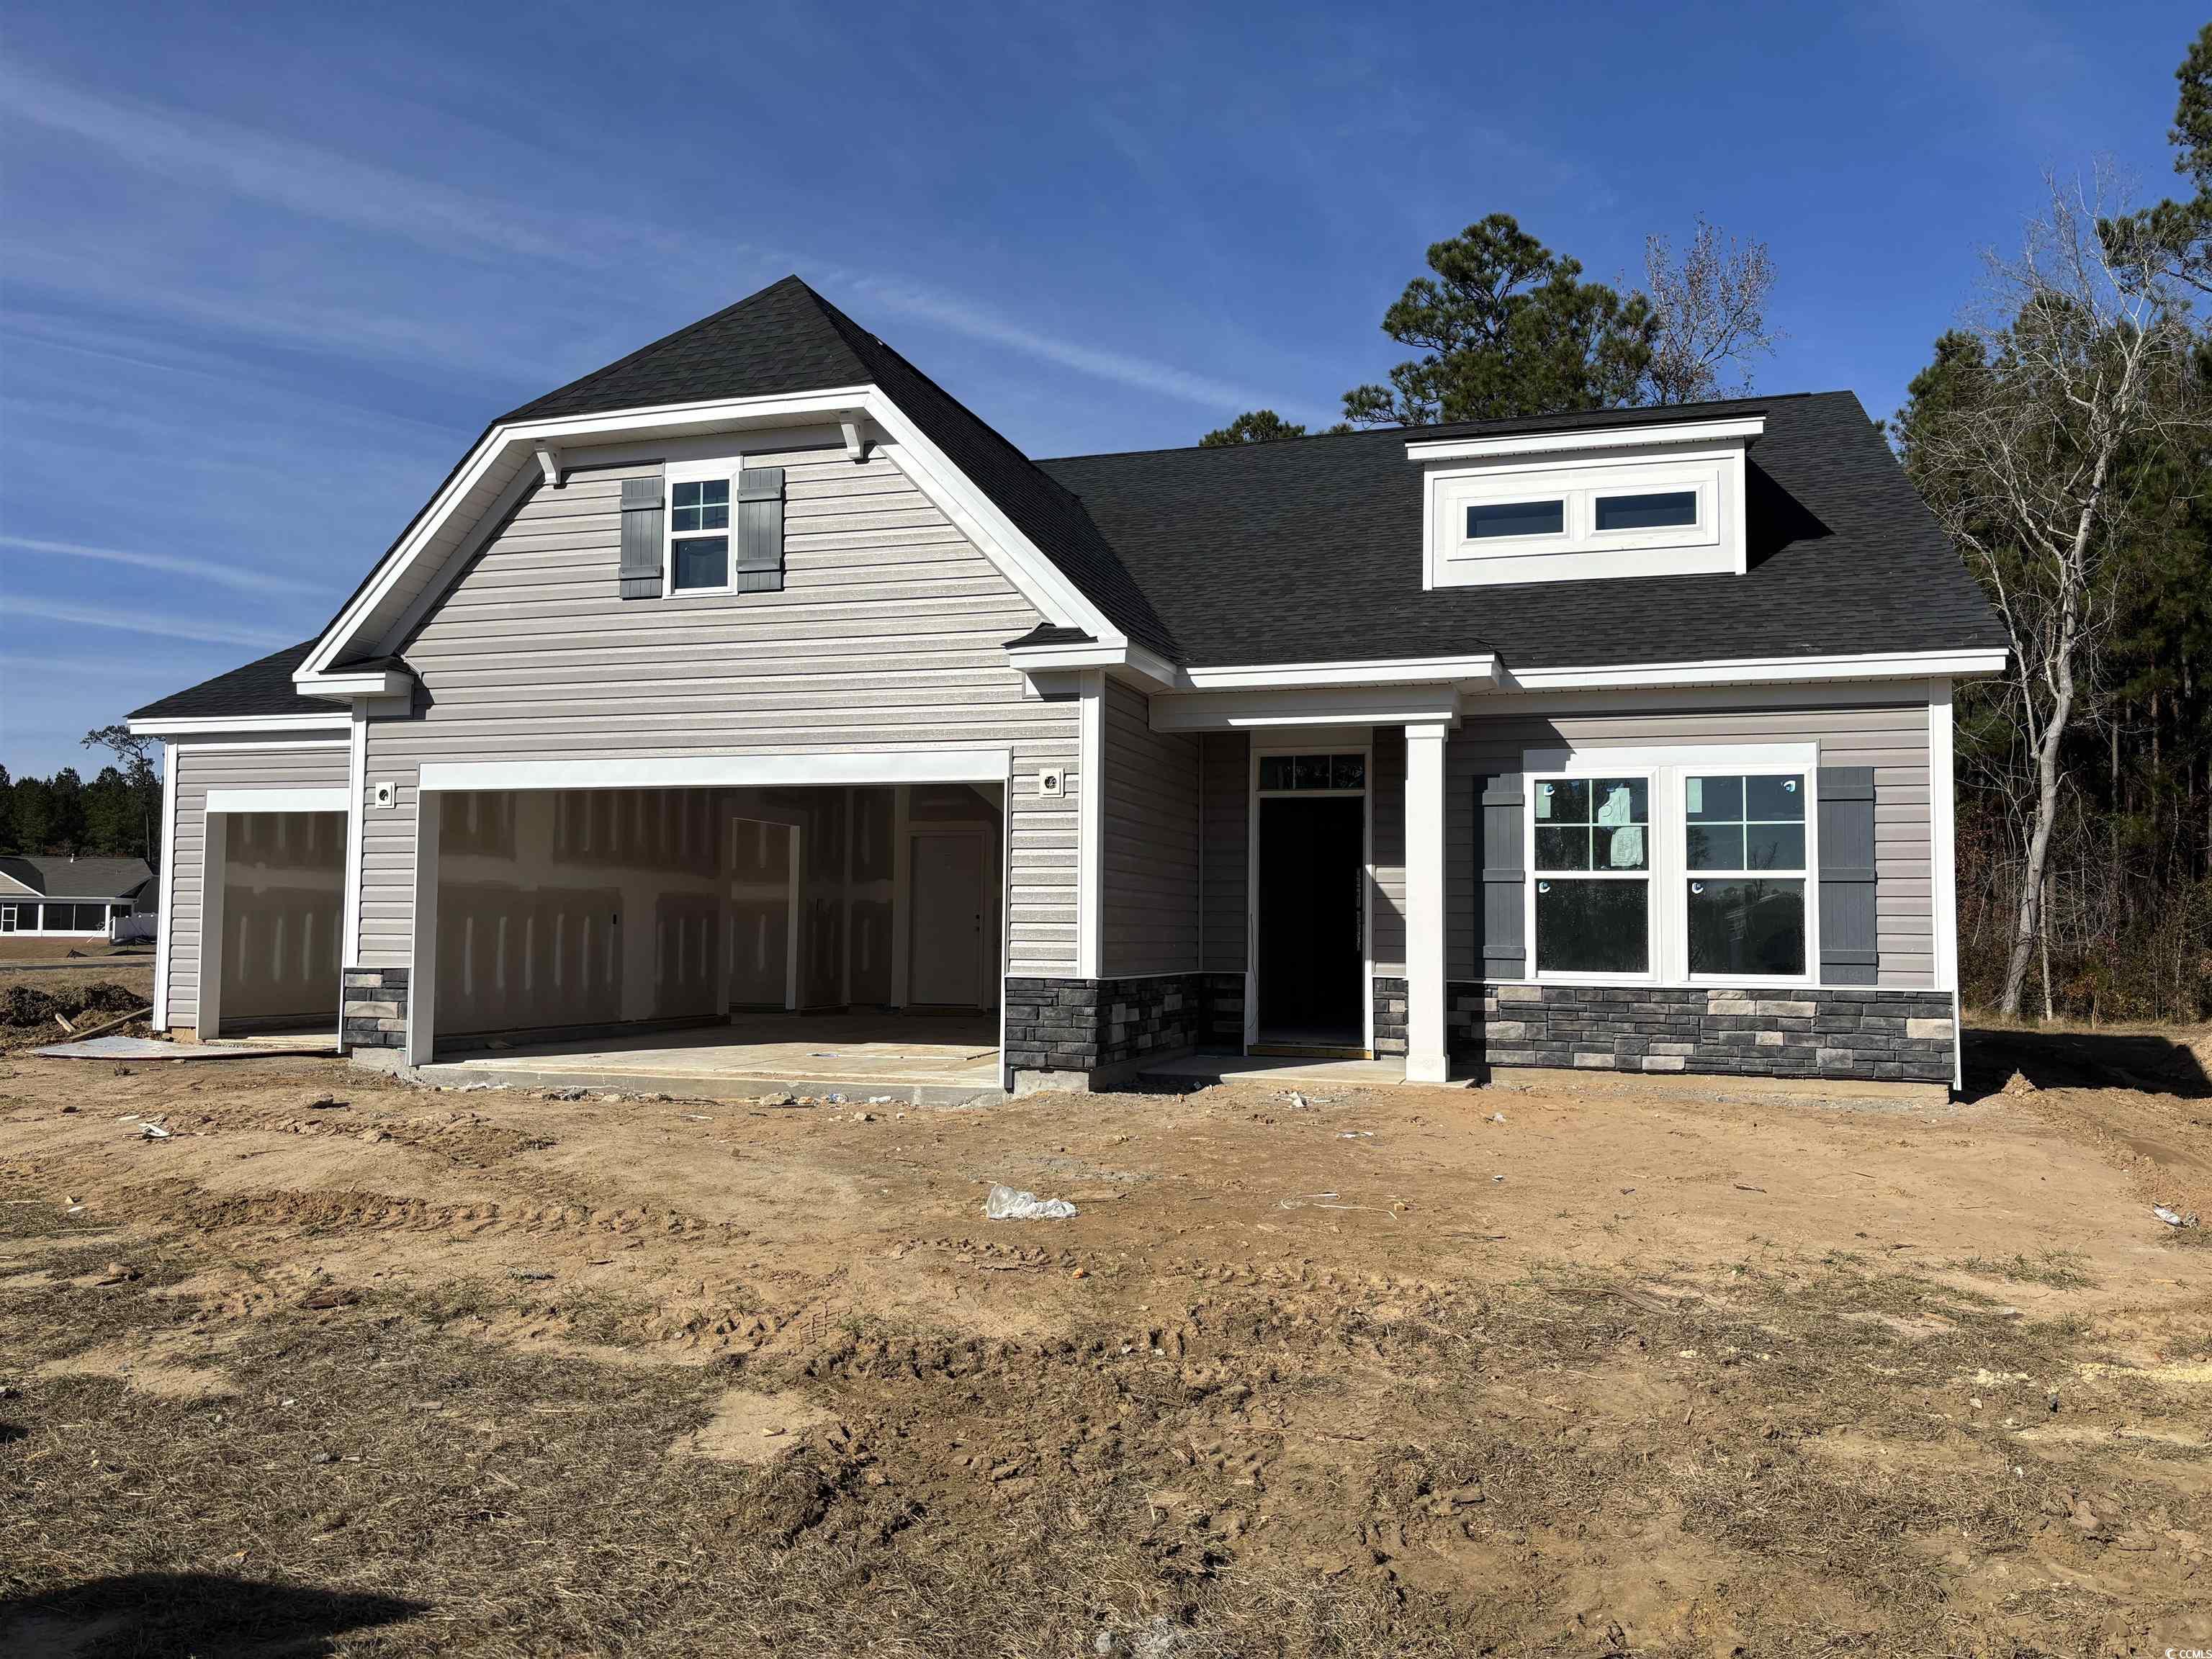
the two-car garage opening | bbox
[417,779,1006,1094]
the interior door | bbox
[908,832,985,1007]
[1257,796,1364,1045]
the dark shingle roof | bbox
[129,641,330,722]
[0,855,153,899]
[1039,392,2005,668]
[142,287,2000,725]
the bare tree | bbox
[1911,170,2201,1018]
[1641,219,1779,403]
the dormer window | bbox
[1411,415,1758,590]
[1467,500,1565,539]
[1593,490,1698,532]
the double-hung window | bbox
[1685,773,1807,977]
[1526,750,1817,985]
[1532,775,1650,975]
[666,465,734,593]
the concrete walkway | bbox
[417,1012,1002,1105]
[1139,1052,1447,1090]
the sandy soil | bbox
[1,1033,2208,1655]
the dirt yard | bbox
[1,1031,2208,1657]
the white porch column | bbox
[1404,721,1449,1082]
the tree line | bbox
[1207,24,2212,1023]
[1,725,163,869]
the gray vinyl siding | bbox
[1099,679,1200,976]
[358,439,1082,977]
[1444,696,1934,986]
[1199,732,1249,974]
[1370,726,1407,975]
[164,738,350,1033]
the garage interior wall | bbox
[216,811,344,1028]
[431,782,1005,1042]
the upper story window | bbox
[1467,500,1565,540]
[669,476,732,592]
[1593,490,1698,532]
[1411,417,1758,590]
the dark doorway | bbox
[1256,795,1364,1050]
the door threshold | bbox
[1249,1043,1372,1061]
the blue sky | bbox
[0,0,2198,777]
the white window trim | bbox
[1527,768,1658,987]
[1523,744,1821,989]
[1245,737,1375,1053]
[663,456,742,598]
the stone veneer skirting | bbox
[1004,974,1218,1079]
[1447,982,1955,1083]
[1372,976,1409,1057]
[342,966,410,1051]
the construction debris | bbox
[984,1184,1077,1221]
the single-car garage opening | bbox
[415,780,1005,1097]
[202,809,346,1037]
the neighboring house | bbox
[0,855,153,937]
[129,276,2004,1088]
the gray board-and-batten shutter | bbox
[618,476,663,600]
[735,467,786,593]
[1817,765,1879,985]
[1477,772,1526,980]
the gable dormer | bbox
[1409,413,1762,589]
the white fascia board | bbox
[416,748,1012,793]
[301,382,1127,684]
[204,786,351,814]
[1150,683,1463,732]
[1405,415,1765,462]
[1174,653,1499,691]
[128,711,350,738]
[1496,647,2008,693]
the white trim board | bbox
[415,749,1012,794]
[129,713,349,738]
[203,788,352,815]
[1406,415,1765,462]
[1497,648,2007,691]
[153,742,178,1032]
[1075,670,1104,979]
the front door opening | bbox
[1256,791,1365,1053]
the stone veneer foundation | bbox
[341,966,410,1051]
[1004,974,1210,1083]
[1371,975,1409,1058]
[1447,982,1955,1084]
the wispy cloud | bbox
[0,535,332,598]
[6,598,293,650]
[0,63,593,269]
[1,58,1275,415]
[847,275,1281,414]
